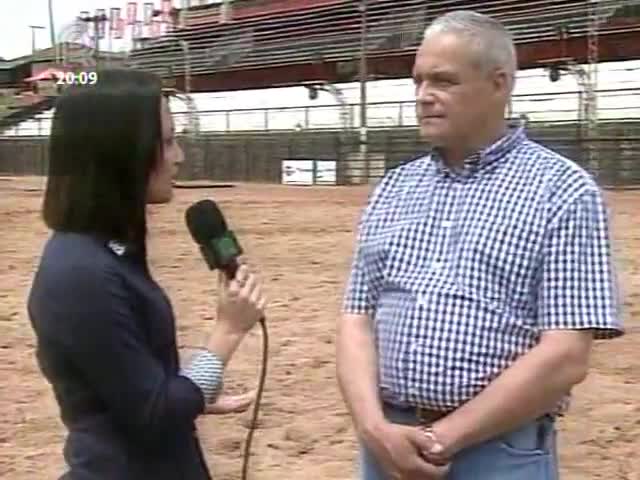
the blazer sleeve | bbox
[52,262,207,443]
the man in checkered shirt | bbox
[336,10,624,480]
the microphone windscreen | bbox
[185,199,228,246]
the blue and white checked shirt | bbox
[343,126,624,412]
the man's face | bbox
[413,32,509,148]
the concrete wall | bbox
[1,123,639,187]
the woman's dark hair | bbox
[43,68,164,249]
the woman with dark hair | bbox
[27,69,265,479]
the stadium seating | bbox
[129,0,424,75]
[128,0,638,80]
[185,0,346,25]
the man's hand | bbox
[204,389,256,415]
[426,330,593,456]
[364,421,450,480]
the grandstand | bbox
[125,0,640,91]
[1,0,640,186]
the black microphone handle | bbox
[225,259,265,327]
[222,260,239,281]
[198,243,239,279]
[199,245,218,271]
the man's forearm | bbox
[433,330,592,456]
[336,314,385,438]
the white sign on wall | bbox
[281,159,337,185]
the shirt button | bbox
[442,220,453,228]
[432,262,444,271]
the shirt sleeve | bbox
[51,263,219,443]
[537,187,624,339]
[180,350,224,403]
[342,176,390,316]
[342,221,375,315]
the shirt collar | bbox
[431,126,526,177]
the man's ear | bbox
[492,69,512,97]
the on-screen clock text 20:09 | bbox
[56,71,98,86]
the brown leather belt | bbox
[416,407,449,425]
[383,402,451,425]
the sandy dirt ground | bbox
[0,177,638,480]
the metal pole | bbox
[94,18,100,65]
[180,40,191,94]
[28,25,45,54]
[79,14,105,68]
[221,0,233,22]
[586,0,599,177]
[359,0,368,183]
[88,13,107,67]
[48,0,56,52]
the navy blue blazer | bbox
[27,231,213,479]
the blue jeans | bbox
[359,403,559,480]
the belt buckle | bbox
[416,406,432,425]
[416,406,444,425]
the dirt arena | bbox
[0,177,638,480]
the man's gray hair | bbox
[424,10,518,81]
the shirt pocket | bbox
[379,216,442,293]
[456,216,543,312]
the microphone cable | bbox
[182,198,269,479]
[181,316,267,480]
[241,316,268,480]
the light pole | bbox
[546,24,596,148]
[48,0,56,49]
[221,0,233,22]
[79,12,108,67]
[28,25,46,54]
[358,0,368,182]
[305,83,350,131]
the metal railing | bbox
[3,87,640,137]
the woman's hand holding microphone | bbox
[206,263,266,366]
[179,261,265,408]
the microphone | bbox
[184,198,267,480]
[185,198,244,280]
